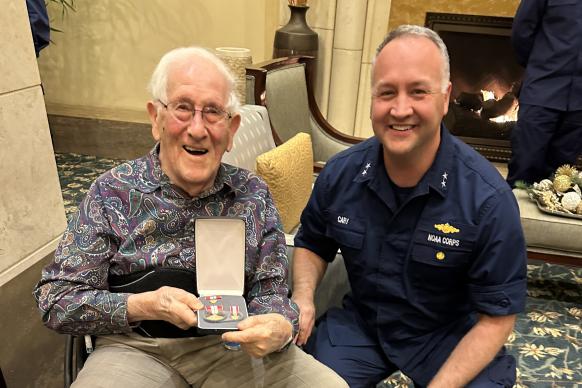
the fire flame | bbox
[480,89,519,123]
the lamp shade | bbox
[215,47,252,105]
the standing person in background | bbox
[25,0,50,57]
[507,0,582,186]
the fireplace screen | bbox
[426,13,523,163]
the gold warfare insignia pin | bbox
[434,223,460,234]
[436,251,445,261]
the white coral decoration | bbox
[534,179,553,191]
[540,191,560,210]
[561,191,581,212]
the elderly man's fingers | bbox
[157,286,203,310]
[222,328,276,358]
[223,314,293,357]
[236,314,264,330]
[236,313,284,331]
[185,294,203,311]
[152,286,202,328]
[240,342,270,359]
[171,287,203,310]
[174,303,199,327]
[222,327,259,344]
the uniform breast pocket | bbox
[408,243,472,294]
[327,224,367,278]
[327,224,364,250]
[326,211,366,257]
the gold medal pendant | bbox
[204,305,226,322]
[205,313,226,322]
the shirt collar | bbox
[353,138,383,184]
[422,124,454,198]
[135,144,238,199]
[353,124,454,198]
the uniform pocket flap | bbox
[327,225,364,249]
[411,244,470,268]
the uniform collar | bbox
[422,124,455,198]
[353,138,383,184]
[353,124,455,198]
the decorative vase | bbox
[215,47,252,105]
[273,5,318,59]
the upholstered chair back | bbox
[262,61,358,164]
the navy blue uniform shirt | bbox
[295,126,527,384]
[512,0,582,111]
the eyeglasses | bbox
[158,100,232,125]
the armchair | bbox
[64,335,91,388]
[246,56,364,171]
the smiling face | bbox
[371,35,451,167]
[147,56,240,197]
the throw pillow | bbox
[256,132,313,233]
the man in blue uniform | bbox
[507,0,582,186]
[292,25,527,387]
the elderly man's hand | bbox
[292,292,316,346]
[221,313,293,358]
[127,286,203,329]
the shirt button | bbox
[498,299,510,308]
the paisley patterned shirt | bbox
[34,146,299,336]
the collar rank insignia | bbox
[441,171,448,189]
[434,223,460,234]
[361,162,372,176]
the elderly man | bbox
[292,26,527,387]
[34,47,346,388]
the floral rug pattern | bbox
[380,262,582,388]
[55,153,582,388]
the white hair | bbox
[372,25,450,92]
[147,46,240,113]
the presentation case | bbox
[195,217,248,334]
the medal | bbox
[230,305,242,321]
[204,304,225,322]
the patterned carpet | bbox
[55,153,582,388]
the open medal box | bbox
[196,217,248,334]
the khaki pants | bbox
[72,333,347,388]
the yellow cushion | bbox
[256,133,313,233]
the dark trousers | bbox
[305,308,516,388]
[507,104,582,186]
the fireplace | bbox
[425,12,523,163]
